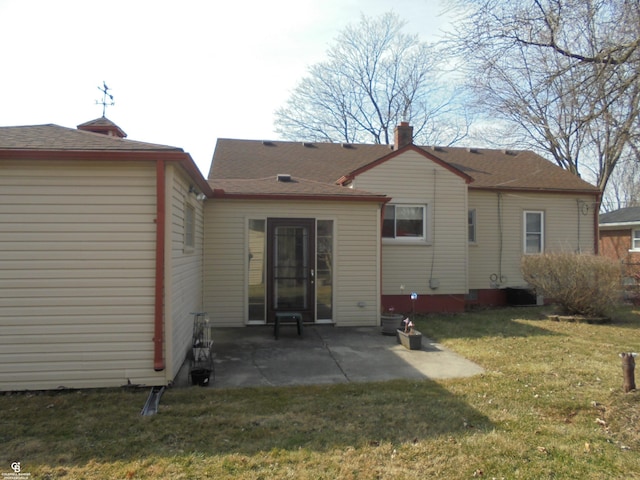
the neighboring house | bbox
[0,118,212,391]
[599,206,640,282]
[205,122,600,327]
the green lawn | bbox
[1,306,638,479]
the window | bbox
[633,229,640,251]
[247,218,333,323]
[524,211,544,254]
[468,209,477,243]
[184,203,195,249]
[383,205,426,240]
[248,219,266,322]
[317,220,334,320]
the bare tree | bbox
[601,157,640,211]
[275,12,471,146]
[449,0,640,194]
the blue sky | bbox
[0,0,451,175]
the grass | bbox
[1,306,639,479]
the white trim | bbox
[468,208,477,244]
[523,210,544,254]
[383,203,429,243]
[245,217,267,325]
[599,222,640,228]
[316,218,336,323]
[632,228,640,251]
[244,216,337,325]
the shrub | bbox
[521,252,621,317]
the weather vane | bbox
[96,81,115,117]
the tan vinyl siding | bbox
[165,164,205,379]
[0,159,163,391]
[468,190,597,289]
[204,200,381,327]
[353,150,468,295]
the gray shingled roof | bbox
[0,124,183,152]
[599,206,640,225]
[209,138,599,194]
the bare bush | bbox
[521,253,621,317]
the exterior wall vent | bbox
[276,174,292,182]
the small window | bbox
[633,229,640,251]
[185,203,195,249]
[468,209,477,243]
[248,219,266,322]
[524,211,544,254]
[383,205,426,240]
[317,220,334,320]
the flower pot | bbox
[190,368,211,386]
[396,328,422,350]
[381,313,404,335]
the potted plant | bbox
[380,306,404,335]
[397,318,422,350]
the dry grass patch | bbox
[1,306,638,479]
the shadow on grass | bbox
[608,305,640,330]
[415,306,561,342]
[0,379,492,467]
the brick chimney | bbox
[394,122,413,150]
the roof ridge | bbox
[0,123,184,152]
[211,137,538,154]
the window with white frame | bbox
[633,229,640,250]
[383,204,426,240]
[524,211,544,254]
[184,202,195,250]
[468,209,477,243]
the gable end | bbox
[337,144,474,185]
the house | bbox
[204,122,601,327]
[1,118,600,391]
[0,118,212,391]
[599,206,640,282]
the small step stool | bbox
[274,312,303,339]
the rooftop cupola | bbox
[77,117,127,138]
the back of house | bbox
[205,122,600,327]
[0,118,600,391]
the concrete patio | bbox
[175,325,484,388]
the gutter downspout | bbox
[594,192,601,254]
[379,203,385,315]
[154,160,166,371]
[378,198,391,312]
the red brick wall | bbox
[599,229,631,260]
[599,228,640,279]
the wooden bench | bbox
[274,312,303,339]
